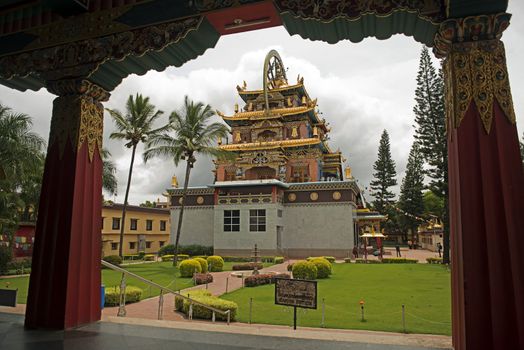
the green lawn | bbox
[0,260,274,304]
[222,264,451,335]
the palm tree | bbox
[144,96,232,265]
[106,94,166,257]
[0,103,45,236]
[101,148,118,196]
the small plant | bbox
[102,255,123,268]
[308,257,332,278]
[179,259,202,277]
[104,286,142,306]
[194,257,208,273]
[207,256,224,272]
[382,258,418,264]
[292,260,318,280]
[274,257,284,264]
[161,254,174,261]
[194,273,213,285]
[344,258,352,263]
[175,289,237,321]
[323,256,336,263]
[144,254,155,261]
[426,257,443,264]
[232,263,263,271]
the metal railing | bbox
[101,260,231,324]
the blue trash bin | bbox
[100,285,105,309]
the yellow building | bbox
[101,203,170,256]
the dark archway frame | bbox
[0,1,522,349]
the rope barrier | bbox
[405,311,452,325]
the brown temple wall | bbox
[170,194,214,206]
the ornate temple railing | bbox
[217,193,273,205]
[101,260,231,324]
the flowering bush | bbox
[179,259,202,277]
[194,257,208,273]
[308,257,332,278]
[292,260,317,280]
[104,286,142,306]
[207,256,224,272]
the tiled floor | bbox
[0,312,450,350]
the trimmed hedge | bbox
[144,254,155,261]
[104,286,142,306]
[382,258,418,264]
[323,256,336,263]
[179,259,202,277]
[355,258,382,264]
[175,290,237,321]
[344,258,352,263]
[274,257,284,264]
[207,256,224,272]
[222,256,252,262]
[102,255,122,267]
[194,273,213,285]
[161,254,174,262]
[292,260,318,280]
[426,257,443,264]
[232,263,263,271]
[194,257,208,273]
[158,244,213,257]
[245,273,291,287]
[177,254,190,261]
[308,257,332,278]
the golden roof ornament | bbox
[171,175,179,188]
[345,165,352,179]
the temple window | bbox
[257,129,277,141]
[146,220,152,231]
[111,243,118,250]
[130,219,138,230]
[159,241,165,248]
[146,241,152,249]
[112,217,120,230]
[160,220,166,231]
[224,210,240,232]
[250,209,266,232]
[292,166,309,182]
[129,242,136,250]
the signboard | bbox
[274,278,317,309]
[0,289,18,307]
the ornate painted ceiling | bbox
[0,0,509,92]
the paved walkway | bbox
[102,262,290,321]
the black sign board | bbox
[274,278,317,309]
[0,288,18,307]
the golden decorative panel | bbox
[332,191,341,200]
[310,192,318,201]
[288,193,296,202]
[445,40,515,133]
[197,196,204,204]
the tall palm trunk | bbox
[118,144,137,258]
[172,158,192,266]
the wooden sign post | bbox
[274,278,317,330]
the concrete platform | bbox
[0,312,451,350]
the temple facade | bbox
[168,51,362,258]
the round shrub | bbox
[292,260,317,280]
[207,255,224,272]
[104,286,142,306]
[309,257,332,278]
[179,259,202,277]
[102,255,122,268]
[194,257,208,273]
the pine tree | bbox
[398,143,425,244]
[370,129,397,213]
[413,46,450,263]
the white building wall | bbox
[170,206,214,246]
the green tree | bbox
[144,96,231,265]
[106,94,166,257]
[398,143,425,244]
[423,190,444,218]
[370,129,397,213]
[0,103,45,237]
[139,200,156,208]
[413,46,449,263]
[101,148,118,196]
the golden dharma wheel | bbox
[333,191,341,200]
[288,193,296,202]
[196,196,204,204]
[310,192,318,201]
[178,197,183,205]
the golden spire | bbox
[234,103,239,113]
[313,126,318,137]
[345,166,352,179]
[235,131,242,142]
[291,126,298,138]
[171,175,179,188]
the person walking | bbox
[437,242,442,257]
[395,244,401,257]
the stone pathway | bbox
[102,262,291,321]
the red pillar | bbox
[25,79,109,329]
[446,40,524,349]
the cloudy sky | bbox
[1,3,523,205]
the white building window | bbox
[250,209,266,232]
[224,210,240,232]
